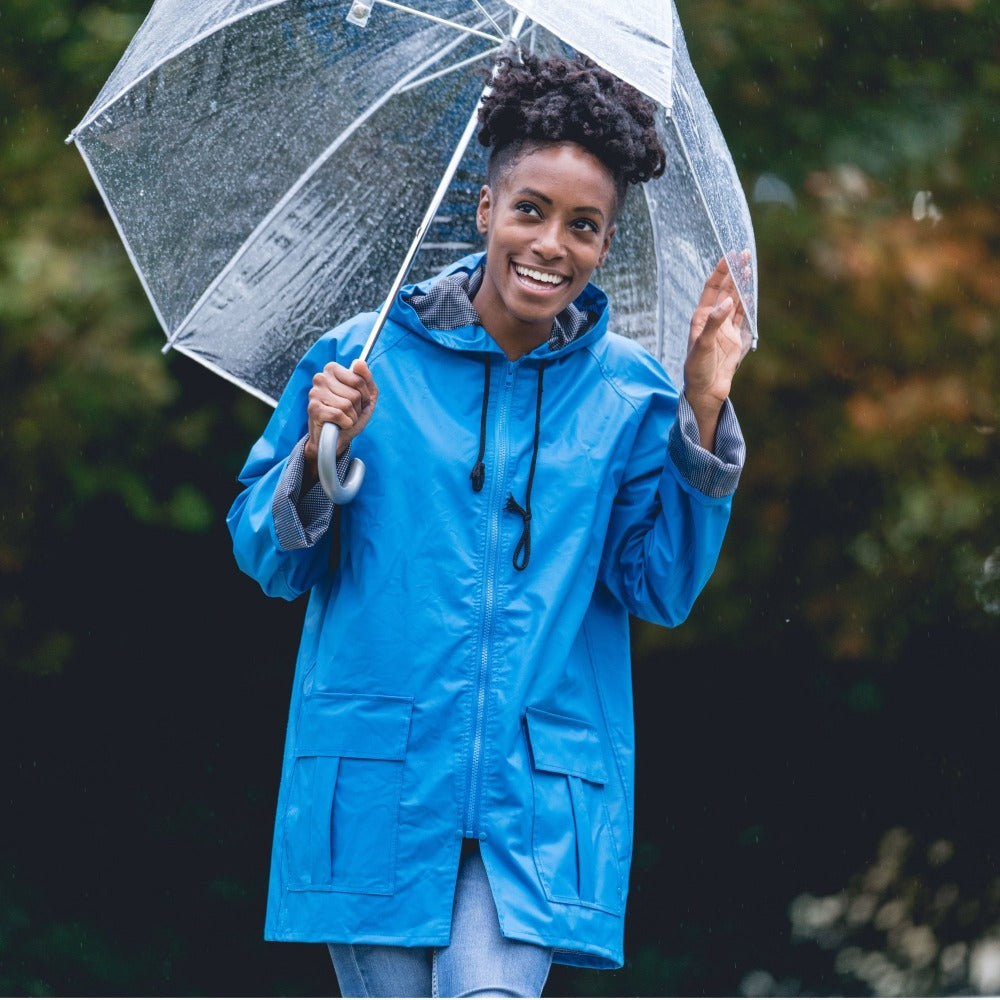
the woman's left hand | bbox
[683,254,753,449]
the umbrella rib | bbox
[469,0,508,39]
[164,25,476,352]
[171,342,280,408]
[372,1,504,44]
[397,45,499,94]
[355,8,528,363]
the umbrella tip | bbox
[345,1,372,28]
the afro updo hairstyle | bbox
[476,51,666,215]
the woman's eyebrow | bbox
[514,187,606,221]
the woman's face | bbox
[473,142,617,355]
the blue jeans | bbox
[328,843,553,997]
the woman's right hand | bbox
[304,359,378,482]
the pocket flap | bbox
[525,707,608,784]
[297,692,413,760]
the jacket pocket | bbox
[524,706,624,915]
[285,691,413,895]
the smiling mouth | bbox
[513,263,567,288]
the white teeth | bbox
[514,264,564,285]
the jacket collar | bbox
[392,253,610,360]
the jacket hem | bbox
[263,927,622,970]
[264,925,452,946]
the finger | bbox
[316,363,373,409]
[717,270,738,304]
[321,360,366,392]
[349,358,371,380]
[350,359,379,401]
[714,255,753,296]
[309,382,369,425]
[703,257,730,292]
[710,294,734,324]
[725,249,753,290]
[696,260,738,315]
[339,362,377,413]
[312,368,360,404]
[688,302,732,367]
[730,289,746,326]
[334,384,371,420]
[308,398,353,434]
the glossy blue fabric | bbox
[227,254,736,969]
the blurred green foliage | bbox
[1,0,997,996]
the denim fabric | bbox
[328,846,553,997]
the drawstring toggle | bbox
[471,461,486,492]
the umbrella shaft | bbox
[359,10,528,363]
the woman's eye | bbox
[515,201,540,216]
[572,218,599,233]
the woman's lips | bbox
[512,262,567,291]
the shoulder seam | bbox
[582,341,647,416]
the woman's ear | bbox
[597,223,617,267]
[476,185,492,235]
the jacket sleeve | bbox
[271,436,355,551]
[226,327,359,601]
[598,382,745,628]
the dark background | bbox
[3,0,999,995]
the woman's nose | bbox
[530,222,565,259]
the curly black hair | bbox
[477,52,666,210]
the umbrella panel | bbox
[178,67,494,403]
[73,1,756,402]
[508,0,673,109]
[75,0,512,342]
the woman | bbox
[228,52,748,998]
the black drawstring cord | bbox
[505,361,545,571]
[470,353,490,492]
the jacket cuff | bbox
[668,396,745,498]
[272,437,351,549]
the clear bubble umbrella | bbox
[67,0,757,497]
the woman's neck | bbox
[471,283,551,360]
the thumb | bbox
[710,295,734,322]
[350,357,373,383]
[351,358,378,400]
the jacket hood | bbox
[391,252,611,361]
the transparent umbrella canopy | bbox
[68,0,757,408]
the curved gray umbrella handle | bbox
[318,423,365,503]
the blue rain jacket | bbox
[228,254,742,969]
